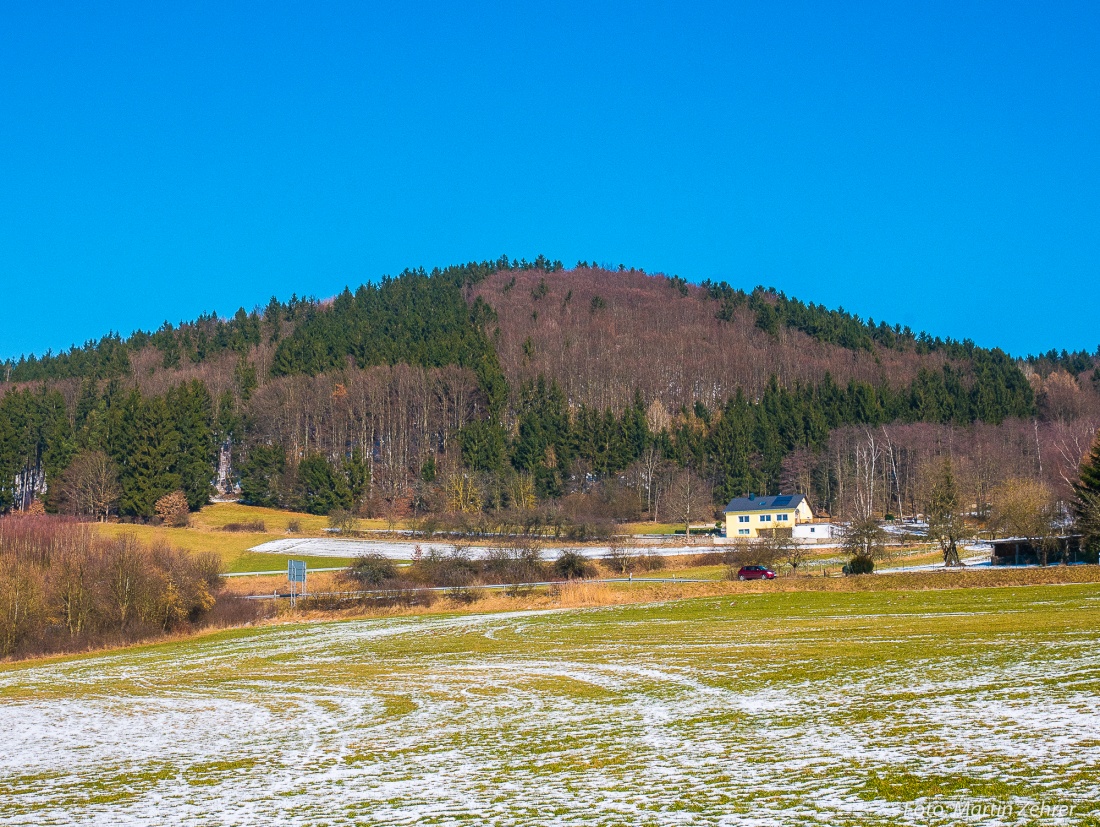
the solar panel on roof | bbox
[773,495,793,506]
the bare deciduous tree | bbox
[605,541,638,575]
[990,478,1060,565]
[0,560,43,656]
[926,460,965,566]
[774,528,808,574]
[58,451,120,522]
[842,518,890,572]
[853,429,882,520]
[665,470,713,536]
[441,466,482,515]
[724,538,778,576]
[508,472,536,511]
[328,509,360,534]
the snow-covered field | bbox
[3,586,1098,826]
[248,537,711,560]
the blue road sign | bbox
[288,560,307,583]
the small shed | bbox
[792,522,835,540]
[989,536,1096,566]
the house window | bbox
[777,514,789,521]
[810,527,816,533]
[760,514,771,522]
[738,529,750,535]
[738,515,750,523]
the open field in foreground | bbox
[3,584,1099,826]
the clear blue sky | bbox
[2,1,1098,361]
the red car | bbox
[737,565,776,581]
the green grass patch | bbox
[226,552,356,573]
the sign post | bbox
[288,559,307,606]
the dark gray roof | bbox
[989,535,1080,545]
[723,494,806,513]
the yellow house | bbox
[724,494,814,538]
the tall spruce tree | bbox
[708,391,762,504]
[512,377,571,498]
[1075,432,1100,503]
[116,394,181,518]
[167,381,216,510]
[1073,432,1100,552]
[295,454,352,515]
[0,403,18,512]
[239,444,286,508]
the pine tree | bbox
[1073,431,1100,552]
[1075,432,1100,502]
[117,394,181,518]
[40,390,76,504]
[0,403,18,512]
[167,381,216,510]
[512,377,571,497]
[295,455,352,515]
[458,420,505,472]
[239,444,285,508]
[707,392,761,504]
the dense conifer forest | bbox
[2,257,1098,524]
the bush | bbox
[563,519,615,542]
[343,553,398,587]
[553,550,595,580]
[415,514,441,537]
[558,482,642,523]
[409,545,479,588]
[482,543,545,584]
[604,546,665,574]
[444,585,484,604]
[154,491,190,527]
[604,544,638,575]
[300,590,435,611]
[842,518,889,563]
[692,552,726,566]
[222,520,266,533]
[847,555,875,575]
[722,539,779,576]
[328,509,359,534]
[286,519,301,533]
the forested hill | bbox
[1,258,1098,523]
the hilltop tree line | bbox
[0,256,559,385]
[703,281,1020,359]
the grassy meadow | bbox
[92,502,358,573]
[3,581,1098,825]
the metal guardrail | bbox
[223,566,351,578]
[242,576,712,600]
